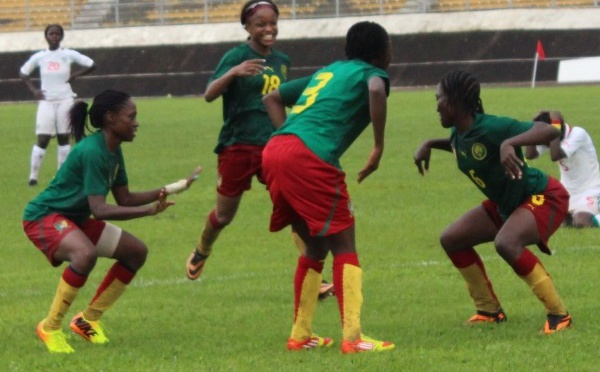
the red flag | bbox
[536,40,546,60]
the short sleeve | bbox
[67,49,94,67]
[20,52,41,76]
[279,76,312,106]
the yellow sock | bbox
[520,263,567,315]
[45,277,81,331]
[83,263,135,321]
[84,280,127,321]
[340,264,363,341]
[290,267,321,340]
[458,264,501,313]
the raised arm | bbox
[204,58,266,102]
[500,122,560,179]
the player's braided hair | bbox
[69,89,131,142]
[440,70,485,117]
[345,21,389,63]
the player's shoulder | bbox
[27,49,48,60]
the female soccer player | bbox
[414,70,572,334]
[185,0,291,280]
[525,110,600,228]
[23,89,200,353]
[261,21,395,354]
[20,24,96,186]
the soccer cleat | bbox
[287,334,333,350]
[318,280,335,300]
[28,179,38,186]
[466,309,507,324]
[341,334,395,354]
[186,249,208,280]
[70,313,109,344]
[37,320,75,353]
[543,313,572,335]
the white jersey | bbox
[20,48,94,101]
[536,124,600,196]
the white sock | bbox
[57,144,71,169]
[30,145,46,180]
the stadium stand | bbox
[0,0,598,32]
[346,0,408,14]
[431,0,597,11]
[145,0,318,25]
[0,0,85,31]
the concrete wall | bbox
[1,9,599,101]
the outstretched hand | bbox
[185,166,203,188]
[234,59,266,77]
[164,166,203,195]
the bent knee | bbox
[440,229,462,252]
[126,242,148,271]
[71,248,98,273]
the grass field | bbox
[1,85,599,371]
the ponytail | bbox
[69,100,89,142]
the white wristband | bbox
[164,179,188,194]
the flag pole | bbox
[531,52,539,88]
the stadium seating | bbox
[0,0,85,32]
[145,1,318,25]
[431,0,597,11]
[0,0,598,32]
[346,0,408,14]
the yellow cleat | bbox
[287,333,333,350]
[37,320,75,353]
[341,334,394,354]
[70,313,109,344]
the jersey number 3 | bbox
[291,72,333,114]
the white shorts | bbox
[35,97,74,136]
[569,188,600,215]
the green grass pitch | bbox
[1,84,599,371]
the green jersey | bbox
[451,113,548,219]
[23,131,128,226]
[274,59,389,169]
[210,43,290,153]
[278,76,311,106]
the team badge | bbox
[54,219,70,232]
[471,143,487,160]
[281,65,288,79]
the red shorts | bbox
[23,214,106,267]
[482,177,568,255]
[262,135,354,237]
[217,144,265,197]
